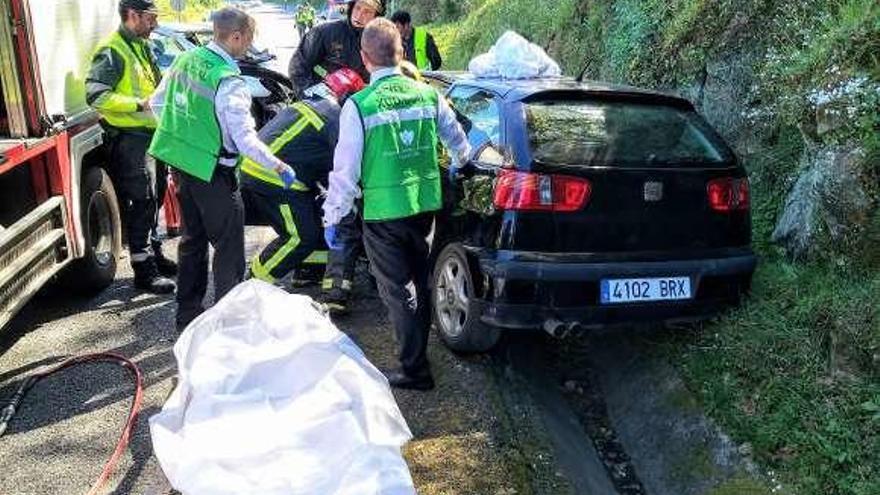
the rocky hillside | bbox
[402,1,880,494]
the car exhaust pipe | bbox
[543,319,568,339]
[566,321,583,335]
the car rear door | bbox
[515,94,750,255]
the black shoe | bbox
[319,287,350,315]
[382,367,435,391]
[154,254,178,277]
[133,259,176,294]
[289,266,323,288]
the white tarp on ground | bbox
[150,280,415,495]
[469,31,562,79]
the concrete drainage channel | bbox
[492,326,768,495]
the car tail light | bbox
[707,177,750,212]
[493,170,592,212]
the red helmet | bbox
[324,68,366,101]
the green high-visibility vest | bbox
[148,47,239,182]
[351,74,440,221]
[94,31,159,129]
[413,27,430,71]
[240,101,323,190]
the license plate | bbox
[600,277,692,304]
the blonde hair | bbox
[361,18,402,67]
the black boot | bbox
[154,252,178,277]
[382,367,435,391]
[133,258,176,294]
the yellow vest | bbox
[94,31,159,129]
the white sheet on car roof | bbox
[469,31,562,79]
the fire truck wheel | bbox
[64,166,122,292]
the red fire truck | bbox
[0,0,122,329]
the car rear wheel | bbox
[432,244,500,353]
[62,166,121,292]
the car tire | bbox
[62,166,122,292]
[432,243,500,353]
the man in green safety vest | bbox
[240,68,365,291]
[323,18,471,390]
[390,10,442,71]
[149,7,298,331]
[86,0,176,294]
[295,3,317,39]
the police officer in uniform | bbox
[390,10,442,71]
[323,19,471,390]
[149,7,297,330]
[86,0,176,294]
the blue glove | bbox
[278,165,297,189]
[324,224,344,251]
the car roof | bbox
[424,71,691,107]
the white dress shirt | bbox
[322,66,471,226]
[150,42,285,172]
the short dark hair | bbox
[390,10,411,25]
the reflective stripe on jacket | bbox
[240,101,324,190]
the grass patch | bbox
[662,261,880,495]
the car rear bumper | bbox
[473,251,757,329]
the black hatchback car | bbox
[425,73,757,352]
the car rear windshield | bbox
[526,99,734,167]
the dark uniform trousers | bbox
[106,129,167,263]
[362,212,435,375]
[323,210,362,291]
[174,166,245,326]
[244,178,324,281]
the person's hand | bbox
[448,160,475,181]
[448,163,459,182]
[138,98,152,113]
[276,164,297,189]
[324,224,343,251]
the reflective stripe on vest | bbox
[240,101,324,190]
[352,75,440,221]
[95,31,158,129]
[413,27,430,71]
[148,47,239,182]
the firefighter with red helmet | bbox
[240,69,366,287]
[288,0,385,98]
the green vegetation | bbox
[404,0,880,493]
[156,0,221,22]
[664,263,880,495]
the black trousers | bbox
[242,178,325,282]
[362,213,434,375]
[106,129,166,264]
[323,210,362,292]
[174,167,245,325]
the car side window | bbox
[447,86,501,152]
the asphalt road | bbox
[250,2,299,76]
[0,5,301,492]
[0,229,278,495]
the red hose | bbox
[0,352,144,495]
